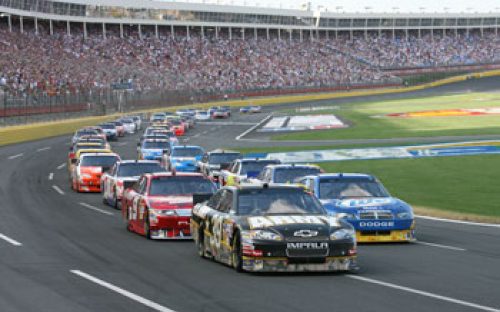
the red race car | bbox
[122,172,216,239]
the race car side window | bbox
[207,191,222,209]
[109,164,117,176]
[218,190,233,213]
[137,177,147,194]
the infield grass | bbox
[273,92,500,141]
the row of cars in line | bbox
[65,113,415,273]
[174,105,262,121]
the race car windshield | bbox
[100,124,115,129]
[273,168,321,183]
[80,156,119,167]
[172,148,204,157]
[75,144,104,151]
[171,120,182,125]
[237,189,325,216]
[209,153,240,164]
[240,161,280,175]
[118,163,164,177]
[319,178,390,199]
[149,177,216,196]
[143,141,170,149]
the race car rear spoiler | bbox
[193,193,213,206]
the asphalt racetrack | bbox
[1,77,500,312]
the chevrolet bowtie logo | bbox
[293,230,319,237]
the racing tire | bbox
[143,214,151,239]
[197,226,206,258]
[231,232,243,272]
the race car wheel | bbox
[231,232,243,272]
[197,227,206,258]
[143,214,151,239]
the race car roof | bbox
[79,152,119,158]
[171,145,203,150]
[119,160,160,164]
[145,172,205,178]
[226,183,303,192]
[263,164,320,170]
[315,173,376,180]
[208,149,240,155]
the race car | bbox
[150,112,167,123]
[130,115,142,130]
[212,108,230,119]
[163,145,205,172]
[296,173,416,243]
[191,184,358,272]
[148,129,179,146]
[137,139,171,161]
[198,149,241,184]
[219,158,281,186]
[122,172,217,239]
[101,160,165,209]
[71,128,100,145]
[120,118,136,134]
[248,106,262,113]
[239,106,251,113]
[99,123,118,141]
[71,153,120,192]
[195,110,210,120]
[110,121,125,137]
[169,119,185,136]
[68,141,108,166]
[254,164,322,184]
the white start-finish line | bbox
[70,270,177,312]
[348,276,500,312]
[0,233,22,246]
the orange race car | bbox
[71,153,120,192]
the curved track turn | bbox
[1,78,500,312]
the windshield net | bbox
[143,141,170,149]
[118,163,165,177]
[273,168,321,183]
[319,178,389,199]
[237,189,325,216]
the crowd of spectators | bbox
[0,23,498,97]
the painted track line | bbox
[36,147,51,152]
[8,153,23,160]
[70,270,176,312]
[52,185,65,195]
[78,202,114,216]
[0,233,22,246]
[416,215,500,228]
[236,114,273,140]
[56,163,66,170]
[416,241,466,251]
[348,275,500,312]
[48,173,54,181]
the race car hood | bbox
[147,195,193,210]
[243,215,344,236]
[320,197,412,215]
[141,149,163,155]
[172,156,200,164]
[79,166,103,176]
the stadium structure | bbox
[0,0,499,40]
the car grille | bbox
[359,211,393,220]
[286,248,329,258]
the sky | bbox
[176,0,500,13]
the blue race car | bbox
[138,139,171,161]
[163,145,205,172]
[297,173,415,243]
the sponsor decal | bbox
[294,230,319,238]
[359,221,395,228]
[385,107,500,118]
[266,141,500,163]
[247,215,339,229]
[337,198,393,208]
[259,115,346,132]
[287,242,329,249]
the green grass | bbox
[316,155,500,218]
[273,92,500,141]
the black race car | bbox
[198,149,242,184]
[191,184,358,273]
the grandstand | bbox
[0,0,499,119]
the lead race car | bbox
[191,184,358,273]
[297,173,416,243]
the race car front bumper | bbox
[241,256,357,272]
[78,180,102,192]
[149,216,192,240]
[356,229,416,243]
